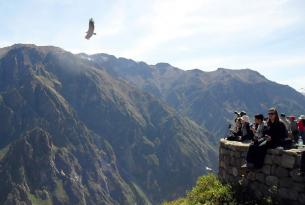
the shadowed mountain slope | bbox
[0,44,217,205]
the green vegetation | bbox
[28,192,52,205]
[163,198,187,205]
[164,174,281,205]
[54,180,69,203]
[163,174,235,205]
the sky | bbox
[0,0,305,91]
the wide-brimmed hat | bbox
[268,107,277,114]
[289,115,295,120]
[299,115,305,120]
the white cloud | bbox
[1,0,304,90]
[122,0,302,58]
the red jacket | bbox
[298,120,305,132]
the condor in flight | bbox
[85,18,96,40]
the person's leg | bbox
[254,144,268,168]
[246,144,255,162]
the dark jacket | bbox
[265,121,287,148]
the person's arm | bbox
[248,125,254,140]
[282,122,288,139]
[278,122,288,146]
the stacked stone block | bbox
[219,139,305,205]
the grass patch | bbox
[163,198,187,205]
[54,180,69,203]
[163,174,235,205]
[28,192,52,205]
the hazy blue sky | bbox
[1,0,304,90]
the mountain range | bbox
[0,44,216,205]
[0,44,304,205]
[84,53,305,137]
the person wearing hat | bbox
[242,108,287,169]
[264,108,288,148]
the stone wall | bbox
[219,139,305,205]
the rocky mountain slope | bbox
[0,44,217,205]
[88,53,305,137]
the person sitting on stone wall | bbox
[242,108,287,169]
[242,114,268,169]
[265,108,287,149]
[226,115,242,141]
[251,114,267,140]
[227,114,253,142]
[239,115,254,141]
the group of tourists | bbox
[226,108,305,169]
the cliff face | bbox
[0,44,217,204]
[219,139,305,205]
[90,54,305,139]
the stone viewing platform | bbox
[219,139,305,205]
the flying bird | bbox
[85,18,96,40]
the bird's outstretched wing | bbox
[85,18,96,40]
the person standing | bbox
[298,115,305,142]
[280,113,290,131]
[288,115,299,143]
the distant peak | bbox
[155,63,171,68]
[190,68,204,73]
[214,67,264,76]
[11,43,37,48]
[1,44,67,55]
[92,53,116,58]
[217,67,229,71]
[154,62,183,72]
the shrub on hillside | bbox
[163,174,235,205]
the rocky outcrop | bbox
[219,139,305,205]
